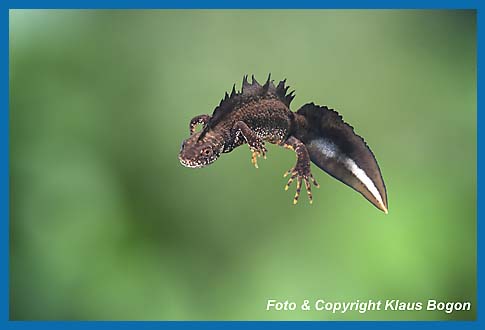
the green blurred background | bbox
[9,10,476,320]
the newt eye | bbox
[202,148,212,156]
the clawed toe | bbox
[283,168,319,204]
[250,145,267,168]
[251,150,261,168]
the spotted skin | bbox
[179,75,388,212]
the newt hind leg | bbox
[283,136,319,204]
[233,121,267,168]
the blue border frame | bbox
[3,1,480,329]
[1,0,482,9]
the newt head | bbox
[178,131,224,168]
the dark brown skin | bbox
[179,75,388,212]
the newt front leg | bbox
[189,114,211,135]
[233,121,267,168]
[283,136,319,204]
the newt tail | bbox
[178,75,388,213]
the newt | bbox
[178,75,388,213]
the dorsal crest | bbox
[199,74,295,139]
